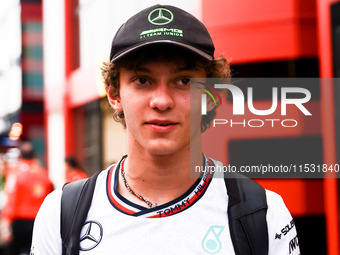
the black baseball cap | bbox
[110,5,215,62]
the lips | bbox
[145,119,178,132]
[146,120,178,125]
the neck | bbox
[118,137,203,207]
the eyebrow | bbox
[134,67,151,73]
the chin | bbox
[145,141,182,156]
[147,147,177,156]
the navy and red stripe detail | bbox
[106,155,214,218]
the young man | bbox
[31,5,300,254]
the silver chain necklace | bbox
[120,160,157,208]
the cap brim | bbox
[111,40,213,62]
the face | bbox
[107,60,206,156]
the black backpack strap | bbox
[225,172,268,255]
[61,172,100,255]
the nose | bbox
[149,83,174,111]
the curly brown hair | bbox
[101,45,231,132]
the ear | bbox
[206,95,216,112]
[105,86,123,111]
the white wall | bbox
[43,0,66,187]
[47,112,65,188]
[0,1,22,133]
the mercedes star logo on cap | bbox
[148,8,174,25]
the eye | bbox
[177,78,190,86]
[134,77,150,86]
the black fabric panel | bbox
[225,173,268,255]
[61,172,100,255]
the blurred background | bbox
[0,0,339,254]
